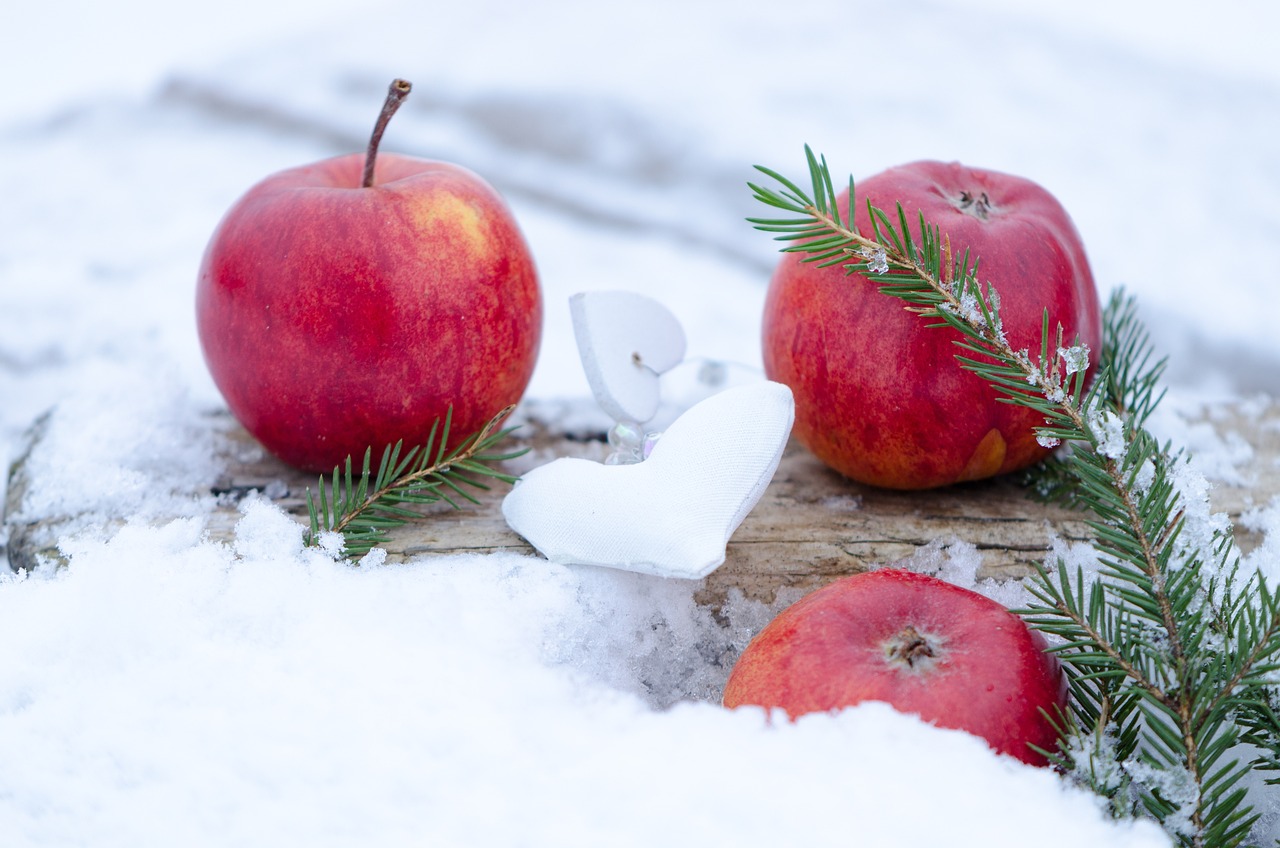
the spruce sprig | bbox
[750,147,1280,847]
[304,405,525,560]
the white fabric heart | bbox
[502,381,795,579]
[570,291,687,425]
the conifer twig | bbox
[749,147,1280,847]
[303,405,525,560]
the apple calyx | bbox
[953,189,994,221]
[362,78,413,189]
[883,624,945,672]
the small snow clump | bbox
[861,246,890,275]
[1090,408,1127,460]
[1059,344,1092,375]
[358,547,388,568]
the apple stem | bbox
[362,79,413,189]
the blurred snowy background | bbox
[2,0,1278,845]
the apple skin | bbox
[197,153,541,472]
[762,160,1101,489]
[722,568,1067,767]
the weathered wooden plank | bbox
[6,399,1278,607]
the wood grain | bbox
[6,399,1278,607]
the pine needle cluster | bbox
[304,405,525,560]
[749,147,1280,847]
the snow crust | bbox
[3,0,1279,845]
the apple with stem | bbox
[197,79,541,472]
[762,160,1101,489]
[723,568,1067,767]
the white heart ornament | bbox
[502,381,795,579]
[570,291,687,425]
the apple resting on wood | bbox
[723,569,1066,767]
[197,79,541,472]
[762,161,1101,489]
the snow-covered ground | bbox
[3,1,1278,844]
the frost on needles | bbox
[748,146,1280,848]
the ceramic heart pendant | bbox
[502,381,795,579]
[570,291,687,426]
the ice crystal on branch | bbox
[943,290,990,330]
[859,245,890,274]
[1036,431,1062,449]
[1059,343,1092,375]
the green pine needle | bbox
[303,405,525,561]
[749,148,1280,848]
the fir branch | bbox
[1099,289,1168,429]
[750,148,1280,847]
[303,405,525,560]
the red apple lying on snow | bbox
[762,160,1101,490]
[722,568,1066,766]
[197,79,541,472]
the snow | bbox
[1243,498,1280,588]
[3,514,1171,848]
[1090,408,1128,461]
[2,0,1279,844]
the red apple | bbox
[762,160,1101,489]
[197,80,541,472]
[723,568,1066,766]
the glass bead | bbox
[607,420,644,450]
